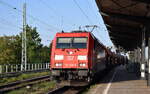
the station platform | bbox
[87,66,150,94]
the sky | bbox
[0,0,113,47]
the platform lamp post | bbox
[141,27,146,80]
[148,33,150,86]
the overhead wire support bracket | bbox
[85,25,98,32]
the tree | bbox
[0,25,50,65]
[25,25,50,64]
[25,25,42,63]
[0,36,21,64]
[39,46,50,63]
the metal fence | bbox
[0,63,50,74]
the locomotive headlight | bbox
[55,63,62,67]
[82,63,86,66]
[79,63,86,67]
[55,55,64,60]
[77,55,87,60]
[55,63,59,66]
[79,63,83,66]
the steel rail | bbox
[47,86,70,94]
[0,75,50,93]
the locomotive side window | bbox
[56,37,87,49]
[97,48,105,59]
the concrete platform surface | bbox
[87,66,150,94]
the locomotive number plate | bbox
[66,56,74,60]
[64,64,77,67]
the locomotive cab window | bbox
[73,37,87,48]
[56,37,87,49]
[56,37,72,48]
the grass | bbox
[0,71,50,86]
[7,81,56,94]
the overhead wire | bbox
[86,0,98,19]
[0,1,22,29]
[93,27,107,45]
[85,0,106,29]
[0,18,21,35]
[80,0,106,44]
[0,0,61,31]
[39,0,59,17]
[0,0,58,46]
[86,0,113,46]
[38,0,64,30]
[73,0,93,24]
[72,0,105,30]
[39,0,76,31]
[0,13,22,31]
[0,25,19,32]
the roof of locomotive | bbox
[55,30,91,37]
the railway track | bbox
[47,86,70,94]
[0,75,50,93]
[47,86,87,94]
[46,68,112,94]
[0,68,112,94]
[0,69,49,78]
[0,75,89,94]
[46,81,91,94]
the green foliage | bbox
[26,25,42,63]
[0,36,21,64]
[0,25,50,65]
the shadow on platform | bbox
[99,64,141,84]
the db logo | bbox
[67,56,74,60]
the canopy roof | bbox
[96,0,150,51]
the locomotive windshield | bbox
[56,37,87,49]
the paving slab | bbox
[87,66,150,94]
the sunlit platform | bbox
[87,66,150,94]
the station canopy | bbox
[96,0,150,51]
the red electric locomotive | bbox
[50,31,114,82]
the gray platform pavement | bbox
[87,65,150,94]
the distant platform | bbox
[87,65,150,94]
